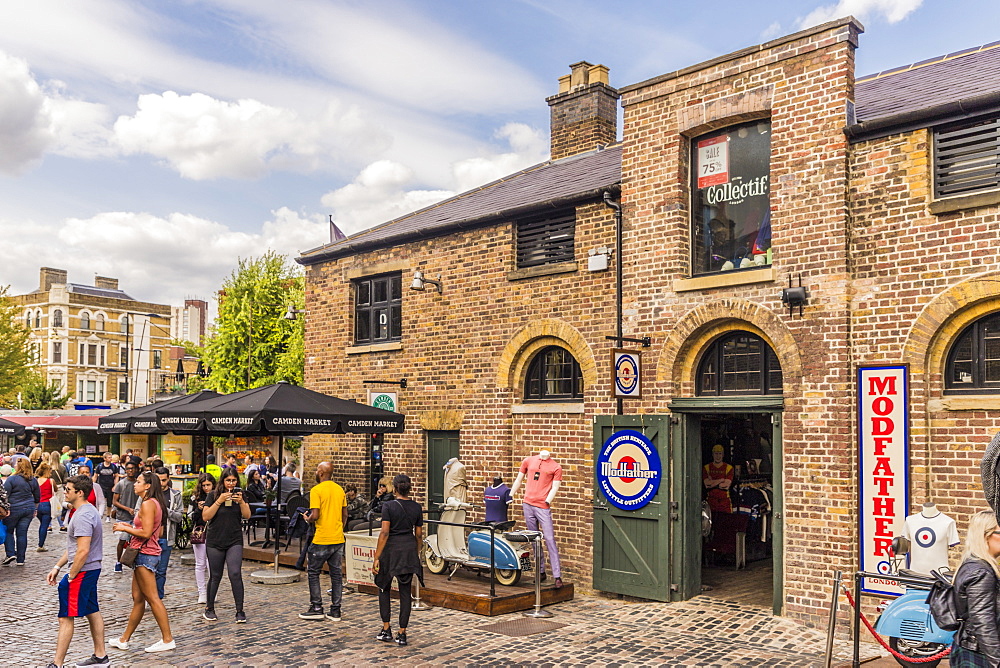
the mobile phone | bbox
[232,487,242,494]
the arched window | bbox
[95,314,105,331]
[53,309,63,328]
[697,332,782,396]
[524,346,583,401]
[946,312,1000,393]
[34,311,41,328]
[80,312,90,330]
[24,312,31,328]
[120,315,129,333]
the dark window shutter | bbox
[516,211,575,268]
[934,117,1000,199]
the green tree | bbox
[202,252,304,393]
[18,369,71,409]
[0,286,31,405]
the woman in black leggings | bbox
[372,474,423,646]
[200,468,250,623]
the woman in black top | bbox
[200,469,250,623]
[951,509,1000,666]
[243,469,267,504]
[373,474,423,647]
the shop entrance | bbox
[426,430,459,508]
[699,412,776,609]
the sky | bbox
[0,0,997,310]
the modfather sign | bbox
[858,366,910,596]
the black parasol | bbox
[98,390,221,434]
[0,417,26,436]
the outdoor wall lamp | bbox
[410,271,442,293]
[781,274,808,317]
[284,306,305,320]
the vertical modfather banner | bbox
[858,366,910,596]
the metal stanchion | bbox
[523,534,553,619]
[823,570,842,668]
[412,576,432,610]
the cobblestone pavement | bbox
[3,522,886,667]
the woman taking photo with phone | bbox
[190,473,214,605]
[109,471,174,654]
[201,469,250,623]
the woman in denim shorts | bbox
[109,472,175,654]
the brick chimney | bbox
[39,267,68,292]
[546,61,619,161]
[94,276,119,290]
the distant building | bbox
[171,299,208,346]
[12,268,172,408]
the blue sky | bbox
[0,0,996,308]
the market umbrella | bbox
[0,417,26,436]
[155,381,405,576]
[98,390,221,434]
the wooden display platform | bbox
[356,569,574,616]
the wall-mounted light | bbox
[284,306,305,320]
[781,274,808,317]
[410,271,442,293]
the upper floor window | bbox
[354,273,401,345]
[946,312,1000,393]
[52,342,62,364]
[934,116,1000,200]
[120,315,129,332]
[80,312,90,330]
[697,332,782,396]
[95,314,105,331]
[24,312,30,328]
[515,210,575,269]
[34,311,41,328]
[691,120,771,276]
[153,350,162,369]
[52,309,63,328]
[524,346,583,401]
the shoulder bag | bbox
[120,534,152,568]
[189,525,206,544]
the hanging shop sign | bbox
[368,391,397,413]
[597,429,661,510]
[612,350,642,398]
[858,365,910,596]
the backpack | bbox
[927,569,962,631]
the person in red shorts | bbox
[47,474,109,668]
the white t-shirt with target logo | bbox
[904,512,959,575]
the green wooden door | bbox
[592,415,671,601]
[426,430,460,508]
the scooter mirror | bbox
[890,535,910,556]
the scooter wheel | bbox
[494,568,521,586]
[425,547,447,574]
[887,637,944,668]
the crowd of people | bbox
[0,442,424,667]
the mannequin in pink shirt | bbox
[510,450,563,588]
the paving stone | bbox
[2,522,886,667]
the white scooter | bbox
[423,498,531,586]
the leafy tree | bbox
[0,286,31,406]
[18,369,71,409]
[202,252,304,393]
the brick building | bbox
[12,268,172,409]
[298,17,1000,626]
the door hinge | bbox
[670,501,679,520]
[669,416,680,425]
[670,583,679,592]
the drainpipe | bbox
[603,191,623,416]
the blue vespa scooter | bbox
[423,499,532,585]
[872,537,955,668]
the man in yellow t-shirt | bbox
[299,461,347,622]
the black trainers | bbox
[1,556,15,566]
[299,607,325,620]
[376,627,393,642]
[202,608,218,621]
[394,631,408,646]
[235,611,247,623]
[77,654,111,666]
[326,606,342,621]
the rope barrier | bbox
[842,585,952,663]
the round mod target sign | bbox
[596,429,662,510]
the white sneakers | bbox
[197,592,207,604]
[145,639,176,653]
[108,636,175,653]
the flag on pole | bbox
[329,215,347,242]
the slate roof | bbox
[852,42,1000,136]
[297,145,621,265]
[66,283,136,300]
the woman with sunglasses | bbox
[109,471,175,654]
[950,510,1000,666]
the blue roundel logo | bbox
[915,527,936,549]
[597,429,662,510]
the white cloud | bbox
[760,22,784,41]
[0,52,54,174]
[0,208,327,308]
[323,122,548,235]
[798,0,922,29]
[114,92,387,180]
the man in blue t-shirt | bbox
[48,474,108,668]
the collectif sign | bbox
[597,429,662,510]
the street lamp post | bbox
[119,312,160,407]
